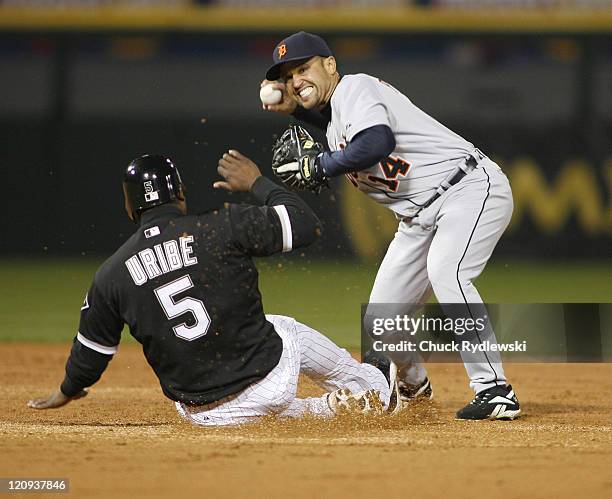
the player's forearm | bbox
[319,125,396,177]
[250,176,322,247]
[292,106,329,130]
[60,339,113,397]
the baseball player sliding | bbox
[261,31,520,420]
[27,153,397,425]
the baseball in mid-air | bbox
[260,84,283,105]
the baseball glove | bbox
[271,125,327,193]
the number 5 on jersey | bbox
[154,275,211,341]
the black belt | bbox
[419,154,480,211]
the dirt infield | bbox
[2,344,612,498]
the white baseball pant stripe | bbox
[175,314,390,426]
[367,159,513,394]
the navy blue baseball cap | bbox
[266,31,333,81]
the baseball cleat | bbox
[387,379,404,415]
[456,384,521,420]
[398,377,434,405]
[327,388,384,415]
[386,361,403,415]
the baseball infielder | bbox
[27,153,395,425]
[261,31,520,420]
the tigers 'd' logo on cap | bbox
[278,44,287,59]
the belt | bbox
[419,150,484,212]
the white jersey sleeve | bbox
[332,74,396,141]
[326,74,478,217]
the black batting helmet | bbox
[123,154,183,221]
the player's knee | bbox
[427,258,451,289]
[427,259,464,300]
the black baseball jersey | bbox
[60,177,320,405]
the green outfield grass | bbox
[1,258,611,348]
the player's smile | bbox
[296,84,316,106]
[288,62,321,108]
[298,86,314,100]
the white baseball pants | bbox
[367,159,513,394]
[175,314,390,426]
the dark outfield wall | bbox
[2,118,610,259]
[1,33,611,258]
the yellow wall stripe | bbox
[0,7,611,33]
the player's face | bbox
[281,56,338,110]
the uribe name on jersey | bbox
[27,153,397,425]
[125,234,197,285]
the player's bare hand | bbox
[214,150,262,192]
[260,80,297,115]
[27,389,88,410]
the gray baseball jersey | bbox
[326,73,477,217]
[323,73,514,396]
